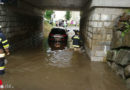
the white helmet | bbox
[0,25,2,28]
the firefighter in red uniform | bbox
[0,25,10,75]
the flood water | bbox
[0,46,128,90]
[0,27,129,90]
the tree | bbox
[44,10,54,20]
[65,11,71,20]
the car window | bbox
[51,28,66,34]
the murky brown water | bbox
[0,47,128,90]
[0,27,128,90]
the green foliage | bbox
[44,10,54,20]
[65,11,71,20]
[121,22,130,37]
[125,9,130,13]
[128,9,130,12]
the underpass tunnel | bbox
[0,0,44,51]
[0,0,129,62]
[0,0,85,53]
[0,0,130,90]
[43,10,81,51]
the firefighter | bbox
[72,30,80,51]
[0,25,10,75]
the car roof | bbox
[52,26,65,29]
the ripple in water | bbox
[46,48,73,68]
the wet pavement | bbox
[0,26,129,90]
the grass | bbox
[43,21,53,51]
[43,21,53,38]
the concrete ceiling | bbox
[24,0,89,10]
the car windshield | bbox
[51,28,66,34]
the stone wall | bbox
[0,2,44,51]
[81,8,124,61]
[106,13,130,88]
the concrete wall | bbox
[92,0,130,8]
[81,7,124,61]
[0,1,44,51]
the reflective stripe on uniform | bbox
[3,44,9,48]
[73,36,79,39]
[0,66,5,70]
[0,54,5,58]
[2,40,8,44]
[0,38,1,41]
[73,45,80,48]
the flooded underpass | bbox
[1,48,128,90]
[0,26,129,90]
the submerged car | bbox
[48,41,67,50]
[48,27,68,42]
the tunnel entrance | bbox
[43,10,81,51]
[0,0,129,89]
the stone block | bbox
[88,38,92,49]
[0,16,6,21]
[104,22,113,28]
[93,28,102,34]
[91,14,101,21]
[0,10,6,15]
[89,21,93,27]
[92,40,101,46]
[112,50,118,62]
[90,21,103,28]
[111,62,125,79]
[93,28,98,34]
[126,78,130,89]
[122,30,130,47]
[88,27,92,32]
[111,29,130,48]
[125,65,130,77]
[0,22,7,27]
[112,14,119,21]
[106,50,118,62]
[93,34,102,40]
[106,50,114,61]
[3,28,10,34]
[111,31,123,49]
[91,21,98,27]
[101,14,112,21]
[115,49,130,66]
[95,51,105,57]
[107,61,112,67]
[106,34,112,41]
[111,62,118,71]
[0,6,3,10]
[89,16,92,21]
[99,41,111,46]
[88,32,92,38]
[106,28,113,34]
[92,45,107,51]
[8,17,17,22]
[97,22,104,28]
[91,56,104,61]
[93,33,109,41]
[93,28,111,34]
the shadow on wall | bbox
[0,4,44,51]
